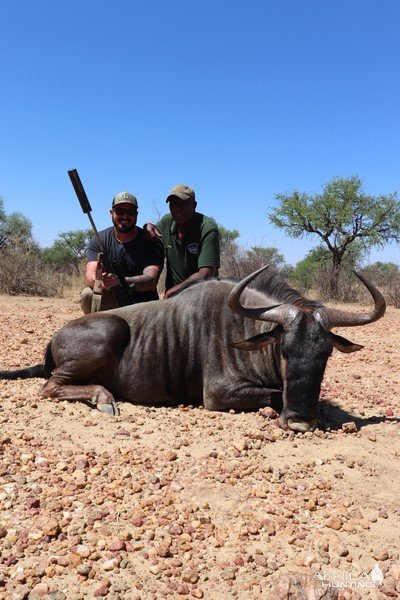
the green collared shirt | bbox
[157,212,220,290]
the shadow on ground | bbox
[318,398,399,430]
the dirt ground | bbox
[0,294,399,600]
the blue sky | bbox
[1,0,399,266]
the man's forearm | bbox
[163,267,216,298]
[184,267,217,284]
[125,274,158,291]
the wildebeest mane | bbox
[247,268,324,310]
[168,269,323,311]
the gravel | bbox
[0,295,399,599]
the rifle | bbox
[67,168,133,308]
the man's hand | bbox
[163,285,181,299]
[87,261,119,291]
[163,267,217,299]
[102,272,120,290]
[143,223,163,241]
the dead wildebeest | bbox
[0,267,385,432]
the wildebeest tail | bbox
[0,342,55,380]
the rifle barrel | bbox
[67,169,92,214]
[68,168,104,251]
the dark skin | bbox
[145,196,217,298]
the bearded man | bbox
[80,192,164,314]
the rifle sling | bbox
[91,254,104,313]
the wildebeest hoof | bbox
[279,411,316,432]
[97,400,119,416]
[285,417,317,433]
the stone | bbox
[325,516,343,530]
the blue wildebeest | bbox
[0,267,385,432]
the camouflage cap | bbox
[112,191,138,208]
[166,184,195,203]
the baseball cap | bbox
[166,184,195,203]
[112,192,138,208]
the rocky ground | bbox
[0,295,399,600]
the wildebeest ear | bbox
[232,326,282,351]
[330,333,364,354]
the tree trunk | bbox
[330,255,342,299]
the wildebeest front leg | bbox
[203,381,282,412]
[40,379,119,415]
[39,313,130,415]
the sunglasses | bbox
[113,207,137,217]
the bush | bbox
[0,248,66,297]
[220,243,290,279]
[360,262,400,308]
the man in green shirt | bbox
[146,184,220,298]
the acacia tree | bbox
[42,230,92,274]
[5,211,40,251]
[218,224,240,254]
[269,176,400,298]
[246,246,289,273]
[291,243,364,299]
[0,203,40,254]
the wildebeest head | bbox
[229,267,386,432]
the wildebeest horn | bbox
[228,266,300,328]
[316,271,386,329]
